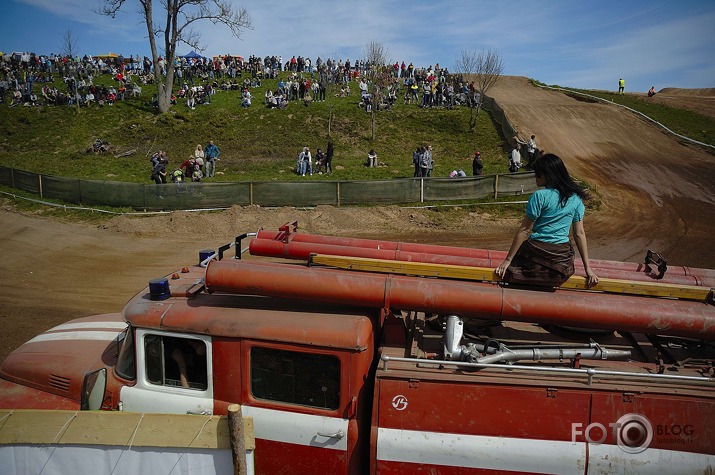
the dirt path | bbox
[2,77,714,364]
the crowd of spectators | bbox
[149,139,221,185]
[1,49,485,113]
[0,51,150,107]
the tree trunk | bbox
[157,67,176,114]
[371,111,376,140]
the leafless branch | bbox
[61,28,79,58]
[97,0,252,113]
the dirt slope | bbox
[650,87,715,119]
[489,76,715,265]
[2,76,714,363]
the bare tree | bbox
[61,28,79,59]
[320,50,342,137]
[99,0,252,113]
[454,48,504,132]
[362,41,391,140]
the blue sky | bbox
[2,0,714,93]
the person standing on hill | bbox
[618,78,625,94]
[419,147,430,177]
[204,140,220,178]
[151,156,168,184]
[472,151,483,176]
[526,135,538,169]
[413,146,421,177]
[509,143,522,172]
[495,153,598,288]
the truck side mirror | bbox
[81,368,107,410]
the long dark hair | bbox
[532,153,586,207]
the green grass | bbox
[0,74,509,183]
[530,79,715,147]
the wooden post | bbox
[227,403,247,475]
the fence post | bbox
[337,182,341,207]
[420,178,424,203]
[494,174,499,199]
[38,174,43,199]
[249,182,253,206]
[227,403,248,475]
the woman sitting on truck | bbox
[495,153,599,288]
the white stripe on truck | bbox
[27,331,122,344]
[242,406,349,451]
[377,427,715,474]
[377,427,585,475]
[48,322,128,332]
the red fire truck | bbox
[1,223,714,474]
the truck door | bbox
[242,344,351,474]
[588,393,715,473]
[120,329,213,414]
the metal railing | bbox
[380,354,715,387]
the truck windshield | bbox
[115,326,136,380]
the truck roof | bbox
[122,267,375,351]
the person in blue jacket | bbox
[204,140,221,178]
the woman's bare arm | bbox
[573,220,599,287]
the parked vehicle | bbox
[2,224,714,474]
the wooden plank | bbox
[0,409,254,450]
[310,254,713,302]
[0,410,90,445]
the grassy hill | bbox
[0,74,509,183]
[2,74,712,187]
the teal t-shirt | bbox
[526,188,584,244]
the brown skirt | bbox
[504,239,575,287]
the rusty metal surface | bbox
[251,233,714,286]
[205,259,715,340]
[0,313,125,408]
[125,267,376,351]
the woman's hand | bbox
[495,259,511,279]
[584,268,599,288]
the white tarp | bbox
[0,445,254,475]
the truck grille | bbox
[49,374,71,392]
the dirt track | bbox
[1,76,714,364]
[489,77,715,266]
